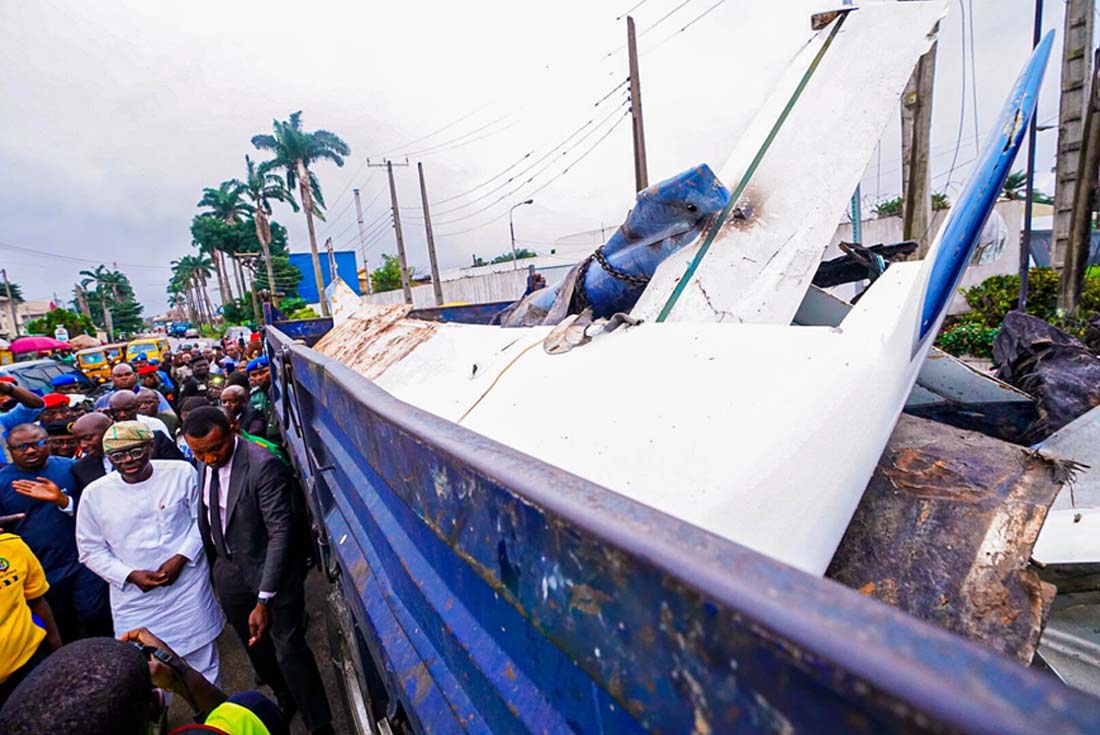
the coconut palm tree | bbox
[79,265,117,339]
[251,111,349,316]
[1002,171,1028,201]
[236,155,298,302]
[197,180,253,304]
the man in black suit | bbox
[71,413,184,493]
[182,407,332,735]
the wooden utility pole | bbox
[1052,0,1096,272]
[1,269,19,337]
[353,188,373,294]
[900,23,937,258]
[627,16,649,192]
[368,159,413,304]
[418,162,444,306]
[1061,49,1100,312]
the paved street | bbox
[167,569,353,734]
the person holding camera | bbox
[0,628,288,735]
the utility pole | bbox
[899,11,937,258]
[1061,48,1100,312]
[353,188,373,294]
[1,269,19,337]
[627,16,649,192]
[1051,0,1095,273]
[1022,0,1050,309]
[325,237,338,284]
[418,163,444,306]
[367,159,413,304]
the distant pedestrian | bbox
[48,374,82,395]
[76,421,224,684]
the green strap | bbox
[656,11,850,322]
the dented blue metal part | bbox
[503,165,729,324]
[267,323,1100,734]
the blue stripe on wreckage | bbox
[918,32,1053,344]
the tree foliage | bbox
[1,282,24,303]
[489,248,537,264]
[251,255,302,297]
[190,215,288,260]
[370,254,407,293]
[76,265,144,338]
[25,308,96,338]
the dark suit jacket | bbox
[198,438,295,595]
[71,433,184,493]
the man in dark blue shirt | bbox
[0,423,111,641]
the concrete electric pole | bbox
[417,163,444,306]
[367,159,413,304]
[353,188,373,294]
[627,16,649,193]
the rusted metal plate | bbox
[313,303,438,381]
[827,414,1063,662]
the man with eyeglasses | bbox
[0,377,44,466]
[75,421,224,685]
[0,423,111,642]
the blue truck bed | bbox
[265,318,1100,734]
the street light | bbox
[509,199,534,270]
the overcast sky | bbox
[0,0,1075,314]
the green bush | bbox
[935,267,1100,356]
[936,320,1000,358]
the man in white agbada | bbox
[76,421,224,683]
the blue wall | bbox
[290,251,361,304]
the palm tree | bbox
[79,265,116,340]
[236,155,298,301]
[252,111,349,317]
[170,254,216,326]
[197,180,253,304]
[1002,171,1027,201]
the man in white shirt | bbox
[75,421,224,683]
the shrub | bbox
[937,320,1000,358]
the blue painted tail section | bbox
[919,32,1053,342]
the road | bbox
[166,568,353,734]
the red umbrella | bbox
[9,336,72,354]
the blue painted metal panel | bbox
[919,33,1052,341]
[409,302,514,325]
[292,251,361,305]
[267,325,1100,734]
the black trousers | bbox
[45,566,113,643]
[212,558,332,732]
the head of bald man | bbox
[220,385,249,420]
[135,388,160,417]
[72,412,113,457]
[108,390,140,422]
[111,363,137,391]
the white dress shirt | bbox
[201,438,274,600]
[76,460,224,656]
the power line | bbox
[414,100,629,226]
[943,0,970,193]
[436,109,631,237]
[393,113,514,158]
[0,239,173,270]
[616,0,649,20]
[415,96,629,221]
[420,78,629,210]
[967,0,980,156]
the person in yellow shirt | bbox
[0,526,61,706]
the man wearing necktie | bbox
[183,406,333,735]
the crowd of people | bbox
[0,337,334,735]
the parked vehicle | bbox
[125,337,169,362]
[74,347,112,383]
[169,321,191,338]
[184,328,200,339]
[102,342,128,366]
[0,359,99,396]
